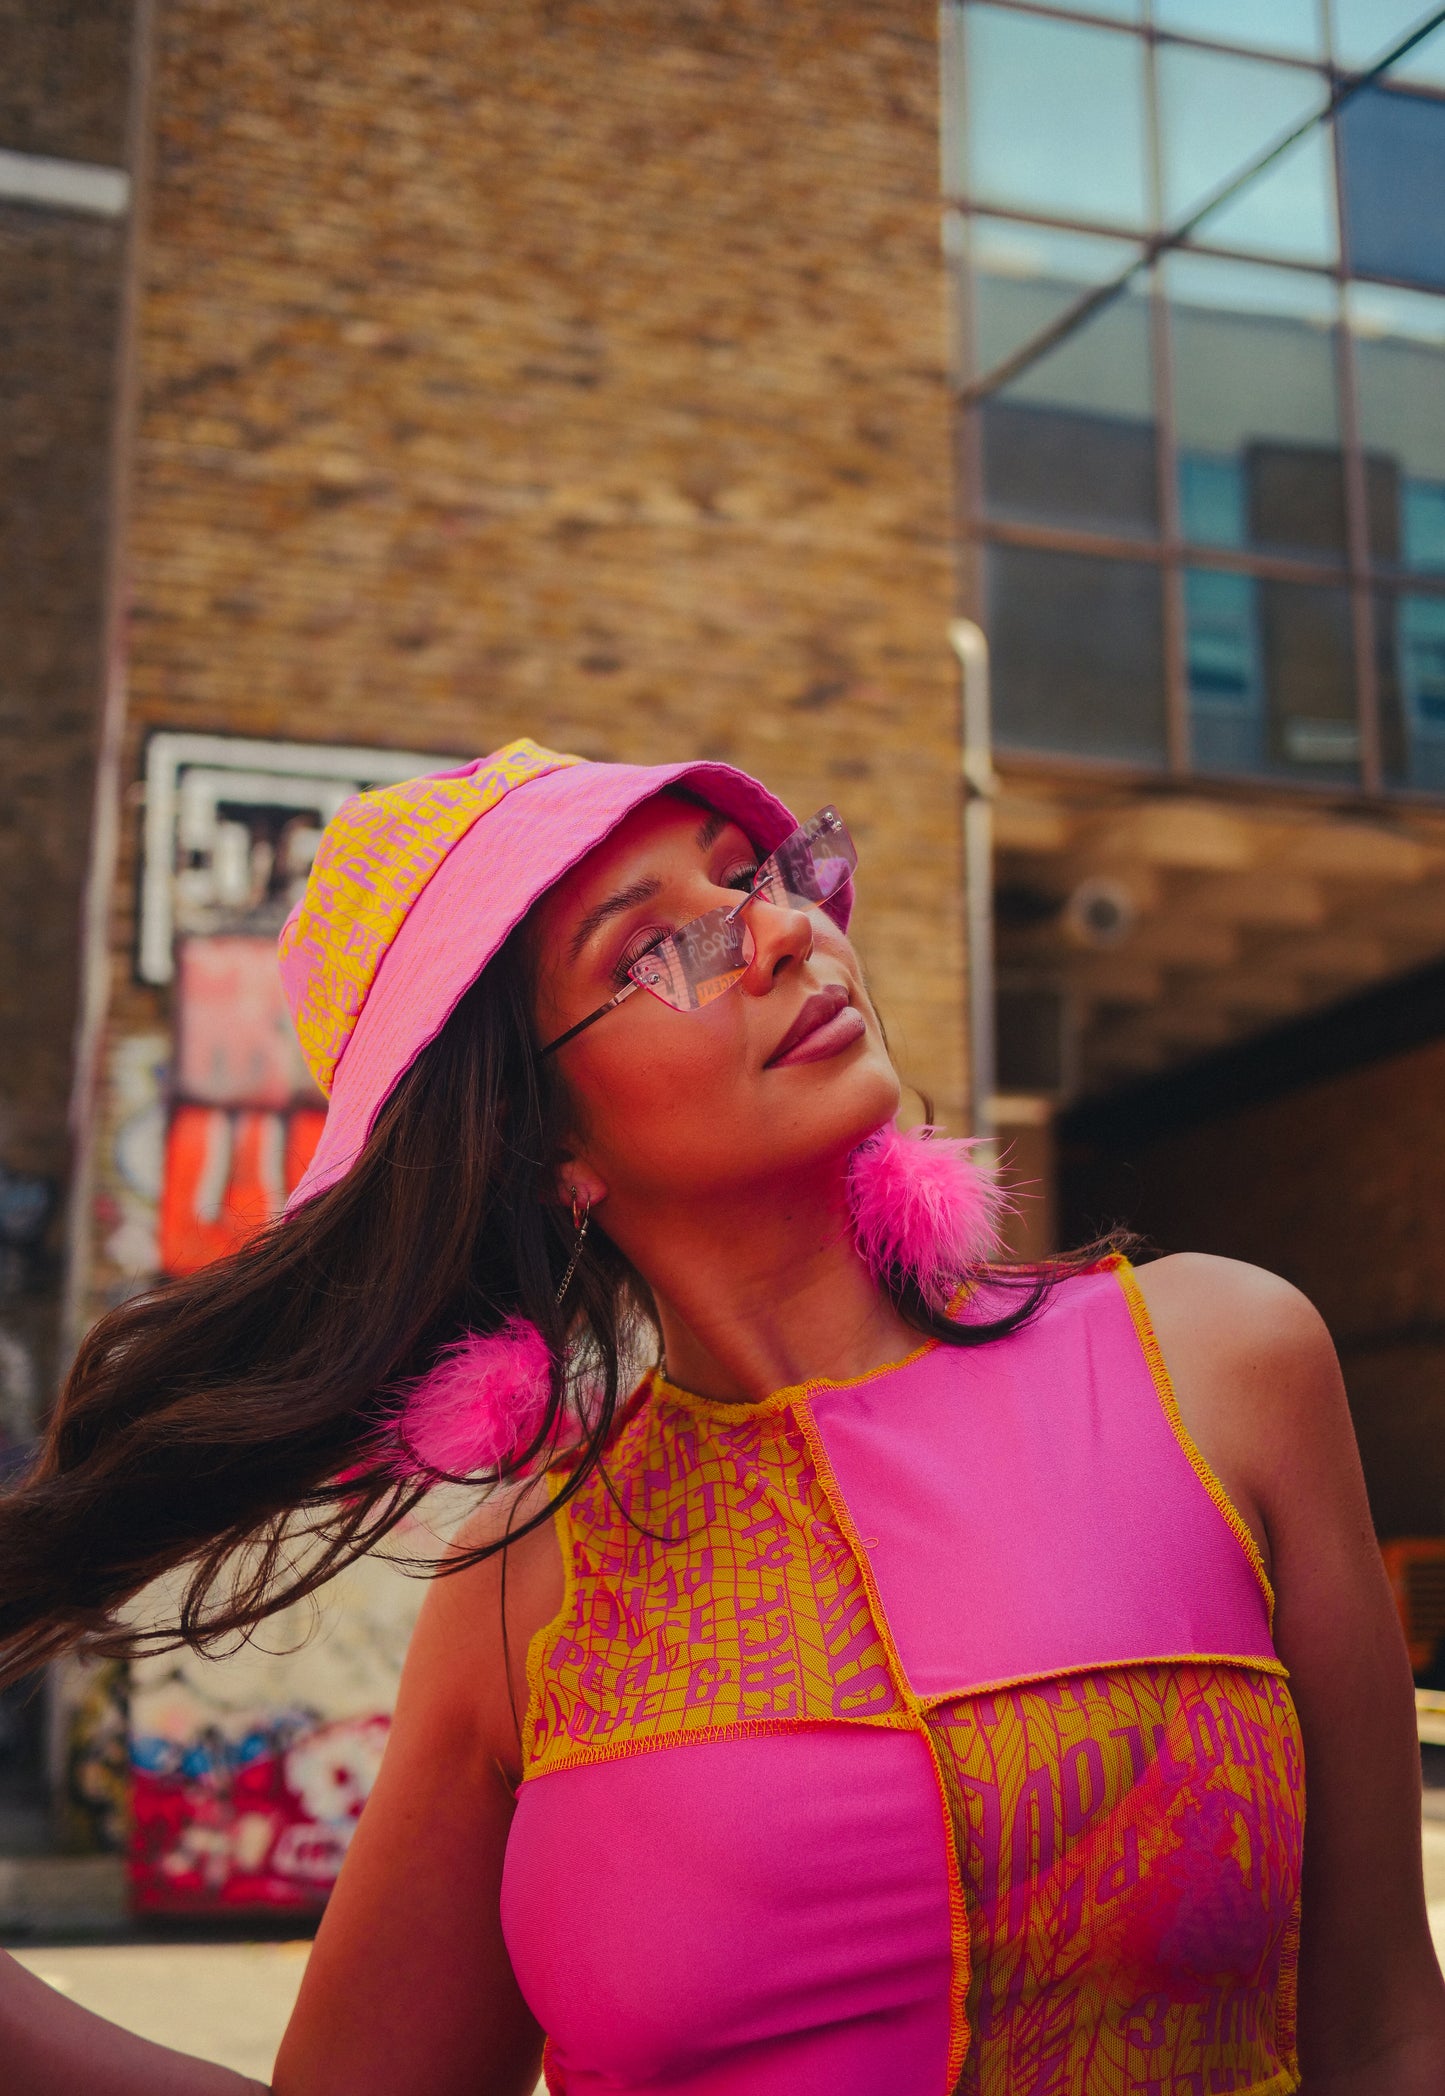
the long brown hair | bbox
[0,928,1053,1690]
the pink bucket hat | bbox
[278,736,812,1207]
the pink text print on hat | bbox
[277,737,811,1209]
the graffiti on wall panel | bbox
[130,1707,390,1913]
[127,1544,429,1914]
[97,1031,170,1292]
[138,733,459,985]
[120,733,464,1911]
[159,936,324,1275]
[54,1656,131,1855]
[176,936,318,1105]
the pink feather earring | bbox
[391,1318,554,1478]
[847,1119,1002,1310]
[390,1191,591,1479]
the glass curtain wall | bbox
[944,0,1445,797]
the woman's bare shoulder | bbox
[1130,1251,1345,1576]
[1132,1248,1332,1369]
[404,1478,566,1784]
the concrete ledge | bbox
[0,1856,127,1934]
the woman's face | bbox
[530,792,901,1215]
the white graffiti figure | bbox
[284,1715,389,1831]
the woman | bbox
[1,737,1441,2095]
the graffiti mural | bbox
[127,1547,429,1916]
[137,732,456,986]
[133,733,459,1281]
[54,1656,131,1855]
[158,938,325,1274]
[115,732,462,1913]
[97,1031,169,1291]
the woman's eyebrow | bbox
[567,877,663,965]
[565,818,739,964]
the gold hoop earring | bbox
[555,1187,591,1305]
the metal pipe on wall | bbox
[949,617,996,1148]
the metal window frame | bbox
[946,0,1445,804]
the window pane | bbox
[961,6,1149,227]
[1155,0,1324,60]
[1187,567,1358,780]
[1378,591,1445,790]
[1157,46,1337,262]
[1339,86,1445,291]
[1334,1,1445,88]
[968,219,1157,536]
[1185,569,1264,773]
[1018,0,1141,17]
[988,545,1167,765]
[1166,255,1345,560]
[1349,283,1445,569]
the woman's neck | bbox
[623,1169,917,1406]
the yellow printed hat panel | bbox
[277,738,580,1095]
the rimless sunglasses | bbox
[540,805,857,1057]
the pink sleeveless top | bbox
[501,1258,1304,2095]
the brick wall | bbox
[85,0,963,1306]
[0,3,133,1424]
[1063,1039,1445,1538]
[0,0,133,163]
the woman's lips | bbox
[766,986,867,1067]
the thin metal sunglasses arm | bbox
[539,977,643,1058]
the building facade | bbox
[7,0,1445,1899]
[1,0,965,1899]
[945,0,1445,1567]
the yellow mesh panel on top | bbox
[930,1662,1303,2096]
[524,1380,907,1778]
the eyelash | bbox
[609,859,760,986]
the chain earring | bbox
[555,1187,592,1305]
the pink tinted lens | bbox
[753,807,856,911]
[629,906,750,1012]
[629,809,857,1013]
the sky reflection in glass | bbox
[1155,0,1324,60]
[1025,0,1141,16]
[969,219,1157,537]
[963,6,1149,228]
[1157,45,1337,262]
[1333,0,1445,87]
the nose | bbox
[737,893,813,993]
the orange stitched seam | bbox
[790,1399,973,2096]
[523,1710,916,1783]
[1110,1252,1278,1628]
[917,1719,973,2094]
[1275,1891,1303,2090]
[1275,1695,1306,2090]
[789,1401,924,1713]
[914,1651,1290,1711]
[520,1469,579,1777]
